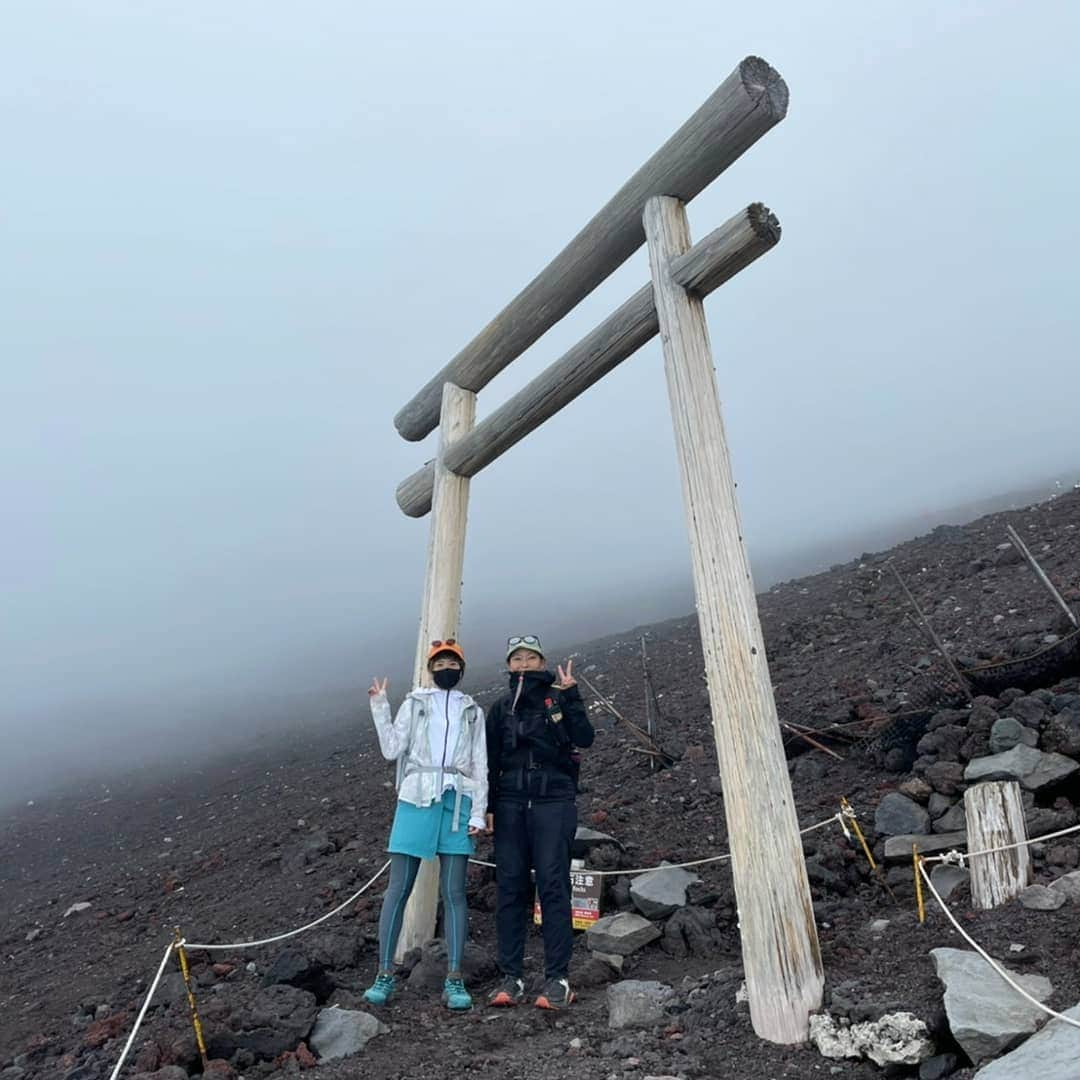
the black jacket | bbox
[486,670,594,804]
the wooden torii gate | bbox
[389,57,822,1044]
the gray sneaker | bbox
[487,975,526,1007]
[535,977,575,1010]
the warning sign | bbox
[533,870,602,930]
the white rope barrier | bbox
[108,941,176,1080]
[184,859,391,952]
[918,859,1080,1031]
[469,811,846,877]
[922,821,1080,868]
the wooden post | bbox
[643,194,822,1044]
[395,382,476,961]
[1005,524,1079,628]
[964,781,1030,910]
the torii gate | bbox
[388,57,822,1044]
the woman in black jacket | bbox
[484,634,594,1010]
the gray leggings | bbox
[377,852,469,973]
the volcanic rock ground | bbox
[3,488,1080,1080]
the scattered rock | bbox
[1019,884,1066,910]
[606,980,675,1030]
[964,745,1079,790]
[883,831,967,862]
[63,903,92,919]
[205,984,318,1061]
[972,1002,1080,1078]
[931,947,1053,1065]
[308,1007,388,1061]
[808,1011,935,1067]
[630,864,701,918]
[586,913,662,956]
[919,1052,958,1079]
[262,949,333,1002]
[1048,870,1080,901]
[875,793,932,836]
[929,864,970,901]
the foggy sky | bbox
[3,1,1079,802]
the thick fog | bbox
[3,2,1079,804]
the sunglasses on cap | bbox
[431,638,457,647]
[507,635,540,649]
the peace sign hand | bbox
[368,676,389,697]
[555,660,576,689]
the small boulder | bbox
[875,794,932,837]
[606,980,674,1030]
[931,947,1053,1065]
[586,913,661,957]
[1048,870,1080,901]
[630,864,700,918]
[972,1002,1080,1079]
[964,745,1079,791]
[308,1007,387,1061]
[1019,885,1065,911]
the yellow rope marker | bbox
[173,929,209,1063]
[840,797,877,871]
[913,846,926,924]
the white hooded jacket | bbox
[369,687,487,832]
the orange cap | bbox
[427,638,466,670]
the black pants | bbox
[493,796,577,980]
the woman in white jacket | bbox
[362,638,488,1011]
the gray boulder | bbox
[883,831,967,862]
[630,863,700,918]
[931,947,1053,1065]
[973,1002,1080,1079]
[308,1007,388,1060]
[964,745,1079,791]
[572,827,623,859]
[1048,870,1080,901]
[933,805,967,834]
[606,980,674,1029]
[989,717,1029,754]
[1019,885,1066,911]
[929,864,970,901]
[586,912,661,956]
[875,793,932,836]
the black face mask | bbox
[507,668,555,693]
[433,667,462,690]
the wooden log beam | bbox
[395,382,476,960]
[393,57,788,442]
[964,780,1030,909]
[644,194,822,1044]
[395,203,780,517]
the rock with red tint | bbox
[201,1058,235,1080]
[211,963,235,978]
[294,1042,317,1069]
[85,1012,130,1049]
[588,809,609,827]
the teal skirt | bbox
[387,790,475,860]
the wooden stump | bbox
[964,781,1030,909]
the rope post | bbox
[913,847,926,924]
[840,798,877,871]
[173,929,209,1065]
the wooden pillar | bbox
[964,781,1030,909]
[395,381,476,960]
[643,194,823,1043]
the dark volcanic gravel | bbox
[3,488,1079,1080]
